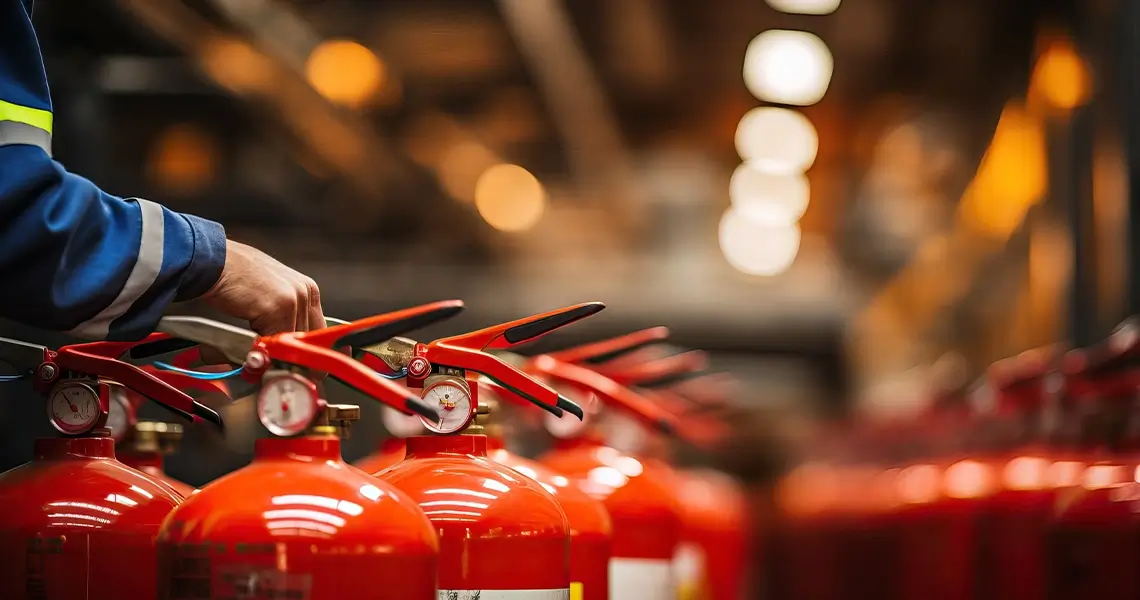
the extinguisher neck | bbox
[117,450,164,470]
[405,434,489,457]
[485,435,505,450]
[34,436,116,460]
[254,435,343,462]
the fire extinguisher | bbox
[0,333,225,600]
[148,303,458,600]
[584,347,750,600]
[1047,319,1140,599]
[368,302,604,599]
[106,367,230,497]
[528,330,711,600]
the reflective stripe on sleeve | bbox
[0,120,51,155]
[67,199,166,339]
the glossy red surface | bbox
[540,438,682,561]
[489,439,613,600]
[378,434,572,591]
[676,468,752,600]
[118,451,197,497]
[0,437,184,600]
[355,437,408,474]
[157,436,438,600]
[1046,458,1139,599]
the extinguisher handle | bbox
[594,350,708,387]
[0,336,50,375]
[545,327,670,365]
[55,336,224,430]
[527,354,678,435]
[667,372,737,410]
[643,388,731,449]
[312,302,465,350]
[434,302,604,351]
[1066,319,1140,378]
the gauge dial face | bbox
[382,407,426,438]
[105,385,132,440]
[257,373,319,437]
[419,380,474,434]
[48,382,103,435]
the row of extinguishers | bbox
[0,299,754,600]
[766,316,1140,600]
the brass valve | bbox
[463,401,494,435]
[362,337,417,372]
[131,421,184,454]
[310,404,361,439]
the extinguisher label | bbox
[215,565,313,600]
[609,558,675,600]
[436,590,570,599]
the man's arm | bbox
[1,0,322,339]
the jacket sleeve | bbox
[0,0,227,340]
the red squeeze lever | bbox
[0,334,224,429]
[546,326,670,366]
[359,302,606,419]
[155,302,463,420]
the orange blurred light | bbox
[958,102,1046,239]
[474,164,546,232]
[945,460,996,499]
[202,37,275,94]
[1046,461,1085,488]
[1031,39,1091,110]
[1083,465,1126,490]
[305,39,386,108]
[1003,456,1049,491]
[148,124,218,194]
[897,464,941,504]
[439,142,498,203]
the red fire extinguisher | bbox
[0,333,225,600]
[1047,319,1140,599]
[150,303,459,599]
[370,302,604,599]
[529,330,713,600]
[584,347,751,600]
[105,367,230,497]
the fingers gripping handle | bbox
[434,302,605,351]
[545,327,670,365]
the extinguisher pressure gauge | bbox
[105,384,132,441]
[257,371,320,437]
[47,381,104,436]
[419,377,474,434]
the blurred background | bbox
[0,0,1134,596]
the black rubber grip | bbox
[581,338,662,365]
[338,305,464,349]
[555,394,584,420]
[503,303,605,345]
[405,396,441,421]
[655,416,676,435]
[128,338,198,360]
[638,369,705,389]
[489,376,565,417]
[193,403,226,431]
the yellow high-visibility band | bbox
[0,99,52,134]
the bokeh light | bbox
[305,39,386,108]
[743,30,833,106]
[765,0,841,15]
[148,124,219,194]
[729,164,810,225]
[718,207,801,276]
[1030,39,1091,110]
[474,164,546,232]
[734,107,819,171]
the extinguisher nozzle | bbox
[556,395,585,420]
[405,396,441,421]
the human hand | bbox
[201,239,324,337]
